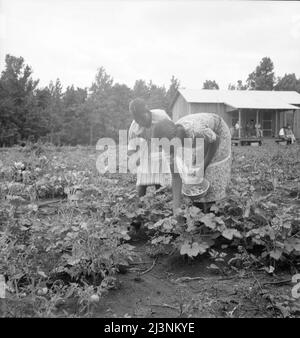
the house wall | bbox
[172,94,190,122]
[285,109,300,138]
[190,103,232,127]
[172,97,300,138]
[294,109,300,138]
[172,100,233,127]
[278,111,286,135]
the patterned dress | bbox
[128,109,171,186]
[176,113,232,203]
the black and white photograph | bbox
[0,0,300,321]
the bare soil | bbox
[91,241,298,318]
[1,235,298,319]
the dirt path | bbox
[1,240,296,318]
[0,226,298,318]
[89,242,296,318]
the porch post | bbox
[293,110,295,130]
[238,109,241,138]
[284,111,287,126]
[275,109,278,136]
[256,110,259,124]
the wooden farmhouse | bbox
[170,89,300,138]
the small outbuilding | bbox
[170,89,300,138]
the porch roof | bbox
[224,94,299,111]
[178,89,300,111]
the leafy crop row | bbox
[0,142,299,316]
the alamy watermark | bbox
[95,130,204,175]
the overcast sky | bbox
[1,0,300,90]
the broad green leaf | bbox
[222,228,242,240]
[282,221,292,229]
[188,242,201,257]
[201,213,216,229]
[37,270,47,278]
[180,241,191,256]
[188,206,201,218]
[210,204,219,213]
[162,218,176,231]
[180,241,209,257]
[148,219,164,229]
[208,264,220,270]
[270,249,283,260]
[198,241,211,254]
[285,239,300,253]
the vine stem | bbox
[140,257,158,276]
[262,279,292,286]
[150,303,180,311]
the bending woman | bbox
[152,113,231,213]
[128,98,171,197]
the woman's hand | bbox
[128,147,141,166]
[168,153,183,213]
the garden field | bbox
[0,141,299,318]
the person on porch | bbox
[245,121,251,138]
[234,121,240,137]
[250,120,256,137]
[255,122,263,138]
[230,122,235,137]
[285,124,296,144]
[279,126,288,143]
[279,125,296,144]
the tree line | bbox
[0,55,180,146]
[210,57,300,92]
[1,55,299,146]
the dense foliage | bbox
[0,142,299,316]
[0,55,180,147]
[1,54,300,147]
[229,57,300,91]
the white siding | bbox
[172,94,189,122]
[190,103,232,127]
[295,109,300,138]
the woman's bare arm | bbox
[169,157,182,214]
[172,172,182,214]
